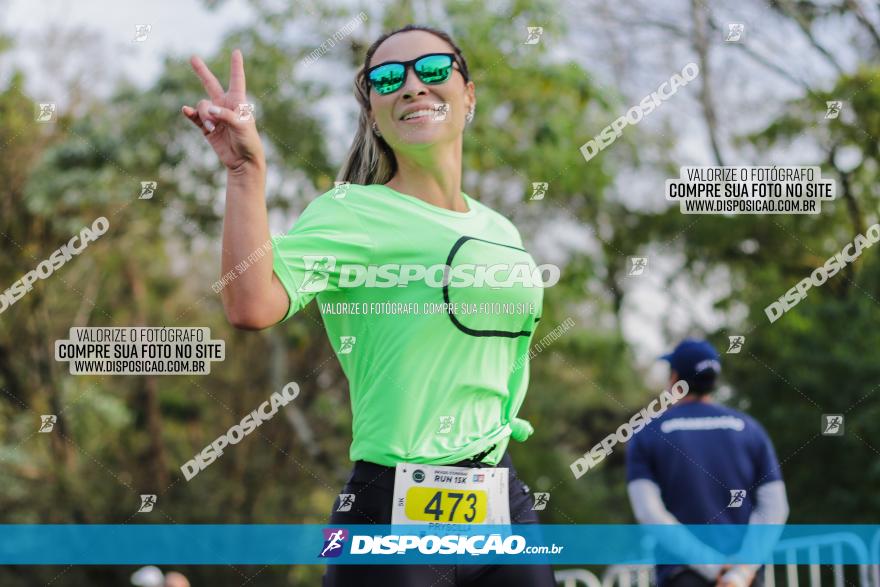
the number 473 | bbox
[424,491,478,522]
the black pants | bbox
[662,566,766,587]
[663,569,715,587]
[322,452,556,587]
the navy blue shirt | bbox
[626,401,783,584]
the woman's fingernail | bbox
[208,106,221,115]
[204,120,215,132]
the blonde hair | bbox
[337,25,470,185]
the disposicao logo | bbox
[319,528,348,558]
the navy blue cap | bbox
[660,338,721,382]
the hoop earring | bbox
[465,106,475,124]
[371,121,382,137]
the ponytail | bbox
[336,66,397,184]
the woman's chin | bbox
[392,125,452,146]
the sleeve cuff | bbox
[271,235,298,324]
[510,417,534,442]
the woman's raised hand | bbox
[182,49,265,172]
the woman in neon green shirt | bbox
[183,23,554,586]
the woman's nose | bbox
[400,73,429,98]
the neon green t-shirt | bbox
[271,183,543,466]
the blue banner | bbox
[1,524,878,565]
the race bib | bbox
[391,463,510,525]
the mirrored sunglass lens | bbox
[414,55,453,84]
[369,64,405,94]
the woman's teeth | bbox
[402,109,433,121]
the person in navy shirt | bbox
[626,339,789,587]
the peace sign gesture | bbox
[182,49,265,172]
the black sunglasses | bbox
[366,53,467,95]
